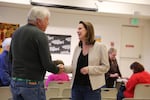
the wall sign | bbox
[47,34,71,54]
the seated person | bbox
[105,48,122,88]
[117,62,150,100]
[45,60,70,88]
[0,38,12,86]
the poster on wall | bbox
[95,35,101,42]
[47,34,71,54]
[0,22,19,53]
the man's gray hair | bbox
[27,6,50,22]
[2,38,12,50]
[108,47,117,54]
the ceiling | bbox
[0,0,150,19]
[101,0,150,5]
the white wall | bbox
[0,6,150,77]
[142,21,150,71]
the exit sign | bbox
[131,18,139,25]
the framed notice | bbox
[47,34,71,54]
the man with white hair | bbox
[9,6,63,100]
[0,37,12,86]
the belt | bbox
[12,77,42,85]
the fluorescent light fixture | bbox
[30,0,98,11]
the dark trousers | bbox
[72,85,101,100]
[117,85,126,100]
[106,78,116,88]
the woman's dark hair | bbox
[130,62,144,73]
[79,21,95,47]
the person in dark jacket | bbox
[0,38,12,86]
[105,48,122,88]
[9,7,63,100]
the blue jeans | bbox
[72,85,101,100]
[117,85,125,100]
[10,79,46,100]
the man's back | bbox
[9,6,62,100]
[10,24,58,81]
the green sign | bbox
[131,18,139,25]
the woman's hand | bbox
[80,67,89,75]
[110,73,119,78]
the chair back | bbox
[48,81,71,87]
[134,84,150,99]
[101,88,117,100]
[46,81,71,100]
[46,87,60,100]
[62,88,71,97]
[0,87,12,100]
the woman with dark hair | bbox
[63,21,110,100]
[130,62,144,73]
[117,62,150,100]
